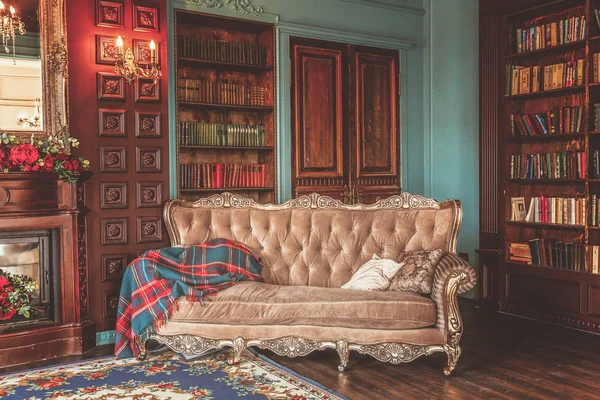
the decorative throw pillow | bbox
[388,249,444,295]
[341,254,403,291]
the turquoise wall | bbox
[425,0,480,293]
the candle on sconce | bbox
[9,5,14,14]
[116,35,123,55]
[0,2,5,10]
[149,40,156,63]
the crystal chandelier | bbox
[0,1,26,64]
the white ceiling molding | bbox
[184,0,264,15]
[337,0,426,15]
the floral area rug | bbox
[0,349,347,399]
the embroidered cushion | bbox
[388,249,444,295]
[341,254,403,291]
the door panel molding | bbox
[276,21,413,203]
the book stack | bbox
[506,60,584,96]
[177,35,268,66]
[509,242,532,263]
[177,79,268,106]
[594,104,600,130]
[590,245,600,274]
[509,151,586,180]
[523,196,586,225]
[590,194,600,226]
[180,164,266,189]
[511,106,584,136]
[179,123,265,147]
[591,150,600,178]
[526,238,585,271]
[516,16,586,54]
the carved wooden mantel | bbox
[0,172,95,367]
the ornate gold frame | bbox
[153,192,466,375]
[8,0,69,139]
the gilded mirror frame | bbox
[9,0,69,139]
[41,0,69,139]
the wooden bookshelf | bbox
[498,0,600,334]
[174,10,276,203]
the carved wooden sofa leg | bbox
[441,270,467,376]
[229,337,246,365]
[137,339,148,361]
[336,340,349,372]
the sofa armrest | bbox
[431,252,477,334]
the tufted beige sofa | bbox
[143,192,476,375]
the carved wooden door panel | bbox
[290,37,349,200]
[349,45,400,204]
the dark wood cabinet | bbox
[291,37,400,204]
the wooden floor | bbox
[2,299,600,399]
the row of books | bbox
[510,240,586,272]
[519,196,587,225]
[180,164,266,189]
[177,79,268,106]
[589,194,600,226]
[509,152,586,180]
[515,16,586,54]
[594,104,600,131]
[506,61,584,96]
[510,106,584,136]
[590,149,600,179]
[179,122,265,147]
[177,35,268,66]
[590,245,600,274]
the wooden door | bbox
[349,45,400,204]
[290,37,349,200]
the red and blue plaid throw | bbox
[114,238,264,358]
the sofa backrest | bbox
[164,192,462,288]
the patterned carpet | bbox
[0,349,347,399]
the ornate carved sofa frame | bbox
[141,192,476,375]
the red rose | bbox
[22,165,31,172]
[31,164,40,171]
[71,159,81,171]
[0,291,7,305]
[43,154,54,171]
[9,144,39,166]
[3,307,15,321]
[0,277,9,288]
[62,162,73,171]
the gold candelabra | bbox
[115,36,161,85]
[0,1,25,64]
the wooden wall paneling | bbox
[67,0,170,333]
[291,37,348,199]
[350,45,400,204]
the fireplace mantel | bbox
[0,172,95,367]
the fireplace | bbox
[0,172,95,367]
[0,229,61,332]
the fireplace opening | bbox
[0,229,61,332]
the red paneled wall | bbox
[67,0,170,332]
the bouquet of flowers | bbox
[0,132,90,183]
[0,269,39,321]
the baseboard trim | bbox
[96,330,116,346]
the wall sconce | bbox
[17,98,41,128]
[114,36,161,86]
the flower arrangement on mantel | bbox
[0,132,90,183]
[0,269,39,322]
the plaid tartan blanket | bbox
[115,238,264,358]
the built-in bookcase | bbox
[500,0,600,333]
[174,11,276,202]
